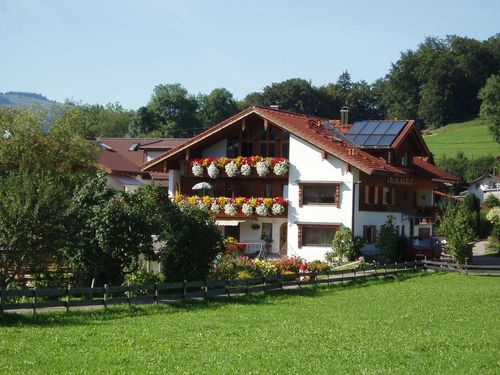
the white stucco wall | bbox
[168,169,182,197]
[239,217,288,254]
[202,139,227,158]
[287,135,354,262]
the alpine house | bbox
[141,106,457,261]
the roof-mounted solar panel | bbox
[344,120,407,148]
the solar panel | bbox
[345,120,407,148]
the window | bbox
[363,225,377,244]
[298,225,339,248]
[401,152,410,167]
[227,138,240,158]
[264,184,273,198]
[241,128,253,157]
[382,187,395,205]
[259,126,277,157]
[299,183,340,207]
[261,223,273,242]
[364,185,378,205]
[281,132,290,158]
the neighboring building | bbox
[95,138,189,192]
[466,174,500,202]
[141,106,457,261]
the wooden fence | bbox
[0,262,422,314]
[422,259,500,276]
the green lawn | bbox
[1,273,499,374]
[424,118,500,159]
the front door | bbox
[279,223,287,255]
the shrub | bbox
[307,260,330,272]
[376,216,399,261]
[483,195,500,208]
[209,254,256,280]
[252,258,277,276]
[328,228,364,263]
[272,257,304,274]
[438,206,475,264]
[124,267,162,285]
[236,271,254,280]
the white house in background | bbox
[141,106,457,261]
[466,174,500,202]
[94,138,188,192]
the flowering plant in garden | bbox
[255,204,268,216]
[224,202,237,216]
[190,156,288,177]
[240,163,252,176]
[191,162,204,177]
[207,162,219,179]
[210,202,221,214]
[273,159,289,176]
[173,195,287,217]
[272,203,285,215]
[242,203,253,216]
[255,161,269,177]
[252,258,277,276]
[224,161,239,177]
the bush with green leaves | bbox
[307,260,330,272]
[376,216,399,261]
[438,205,475,264]
[326,228,362,264]
[483,195,500,208]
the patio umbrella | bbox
[192,182,213,195]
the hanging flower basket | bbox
[207,162,219,179]
[255,204,269,216]
[192,163,204,177]
[273,160,289,176]
[224,203,237,216]
[242,203,253,216]
[240,164,252,176]
[272,203,285,215]
[210,202,221,214]
[225,161,239,177]
[256,161,269,177]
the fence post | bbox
[32,287,37,314]
[65,285,70,313]
[363,265,366,278]
[341,269,344,284]
[264,277,268,294]
[153,282,158,306]
[204,280,208,299]
[126,283,131,307]
[404,261,407,271]
[464,258,468,276]
[183,280,188,300]
[245,279,249,296]
[103,284,108,310]
[0,288,4,315]
[296,273,301,288]
[279,274,284,291]
[226,279,230,297]
[395,262,398,276]
[374,264,378,278]
[384,264,387,278]
[353,268,356,282]
[326,270,330,286]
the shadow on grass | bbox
[0,273,429,328]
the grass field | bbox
[1,273,499,374]
[424,118,500,159]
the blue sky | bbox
[1,0,498,109]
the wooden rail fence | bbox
[0,262,423,314]
[422,259,500,276]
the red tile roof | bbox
[412,157,458,183]
[96,138,188,176]
[141,106,406,176]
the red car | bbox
[408,237,446,260]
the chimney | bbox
[270,102,280,110]
[340,106,349,125]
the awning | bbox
[215,219,246,226]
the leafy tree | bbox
[0,108,98,288]
[463,193,481,236]
[259,78,321,115]
[376,215,399,261]
[155,200,223,282]
[327,228,363,263]
[438,204,475,264]
[483,195,500,208]
[128,83,201,137]
[64,172,158,285]
[198,88,238,129]
[478,74,500,143]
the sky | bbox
[0,0,499,110]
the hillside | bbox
[423,118,500,159]
[0,91,60,110]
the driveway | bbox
[472,240,500,265]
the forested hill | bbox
[0,92,60,110]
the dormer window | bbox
[401,152,410,167]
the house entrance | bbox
[279,223,287,255]
[224,225,240,241]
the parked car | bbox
[408,236,447,260]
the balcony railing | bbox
[173,195,288,218]
[187,156,289,179]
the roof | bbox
[95,138,188,176]
[469,174,500,184]
[412,157,458,183]
[141,106,407,176]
